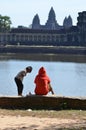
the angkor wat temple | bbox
[32,7,73,30]
[0,7,86,46]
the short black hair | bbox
[26,66,32,72]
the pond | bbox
[0,59,86,97]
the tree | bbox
[0,15,12,32]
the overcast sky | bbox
[0,0,86,27]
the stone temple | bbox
[0,8,86,46]
[32,7,73,30]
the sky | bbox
[0,0,86,27]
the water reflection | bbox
[75,63,86,77]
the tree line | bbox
[0,14,12,32]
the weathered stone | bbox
[0,95,86,110]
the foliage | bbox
[60,102,68,110]
[0,14,12,32]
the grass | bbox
[0,108,86,118]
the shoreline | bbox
[0,53,86,63]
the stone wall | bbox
[0,95,86,110]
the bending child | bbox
[14,66,32,96]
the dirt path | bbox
[0,115,86,130]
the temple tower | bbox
[32,14,40,29]
[63,15,73,28]
[45,7,60,30]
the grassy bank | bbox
[0,109,86,118]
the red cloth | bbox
[34,67,50,95]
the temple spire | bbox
[32,14,40,29]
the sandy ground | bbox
[0,115,86,130]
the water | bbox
[0,59,86,97]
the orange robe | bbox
[34,67,50,95]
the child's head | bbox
[26,66,32,73]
